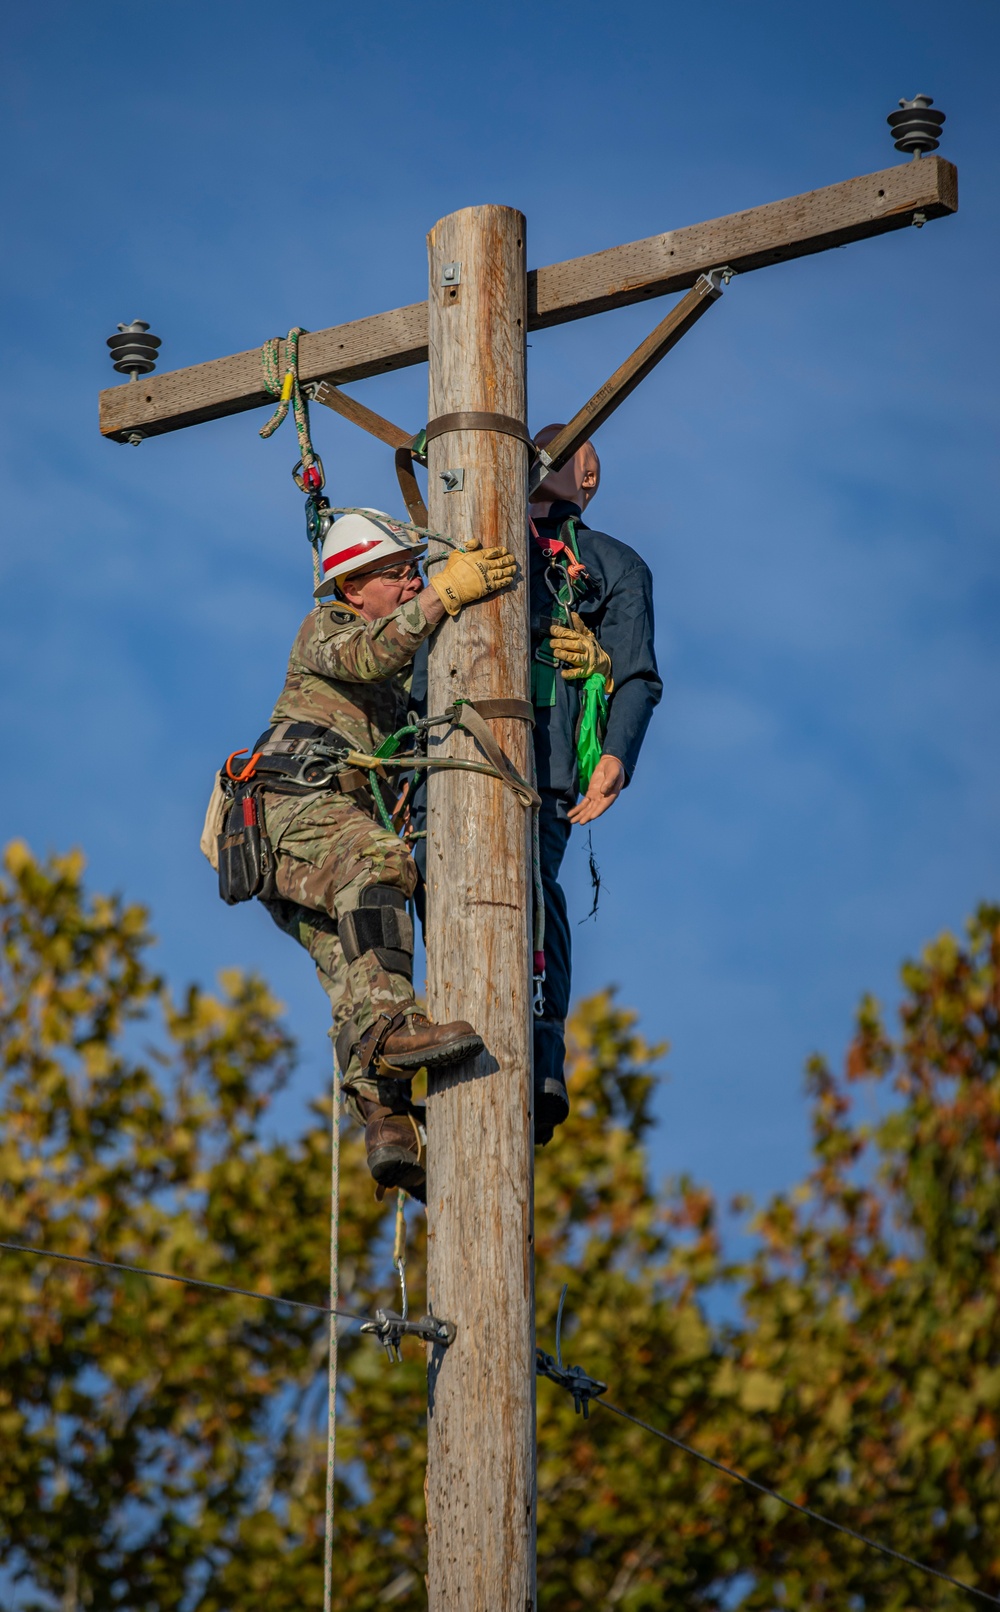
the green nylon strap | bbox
[562,516,583,566]
[576,673,609,794]
[368,725,422,832]
[532,659,558,708]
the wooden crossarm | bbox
[528,154,956,328]
[99,157,956,444]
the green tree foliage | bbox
[1,844,998,1609]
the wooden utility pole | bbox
[96,140,958,1612]
[423,206,535,1611]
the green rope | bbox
[260,328,325,491]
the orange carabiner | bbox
[225,748,262,783]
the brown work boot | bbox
[358,1011,483,1077]
[358,1096,426,1201]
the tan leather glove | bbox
[548,612,613,691]
[428,536,518,616]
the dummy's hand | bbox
[428,534,517,616]
[568,754,626,826]
[549,612,612,690]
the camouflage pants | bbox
[259,789,418,1112]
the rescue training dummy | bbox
[207,513,517,1200]
[527,426,662,1139]
[409,427,663,1145]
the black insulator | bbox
[887,94,945,157]
[107,318,161,377]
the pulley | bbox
[305,490,332,553]
[887,95,945,157]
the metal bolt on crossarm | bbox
[888,95,946,158]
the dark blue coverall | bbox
[412,498,662,1139]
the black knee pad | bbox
[339,887,414,980]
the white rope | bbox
[323,1071,341,1612]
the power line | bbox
[0,1239,368,1325]
[9,1235,997,1608]
[594,1397,1000,1609]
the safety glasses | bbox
[357,559,420,584]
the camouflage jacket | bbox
[270,597,437,754]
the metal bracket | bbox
[360,1308,457,1364]
[535,1285,607,1416]
[536,1349,608,1416]
[700,264,735,292]
[440,468,465,493]
[441,261,462,287]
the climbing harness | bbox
[213,700,547,1006]
[530,515,610,796]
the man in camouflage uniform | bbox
[255,511,516,1199]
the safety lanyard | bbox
[529,515,588,605]
[529,516,608,793]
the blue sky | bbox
[1,0,997,1216]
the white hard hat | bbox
[313,511,427,600]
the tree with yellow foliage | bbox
[1,843,998,1608]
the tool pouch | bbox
[217,786,276,905]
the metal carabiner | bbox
[225,748,262,783]
[292,454,326,495]
[532,970,546,1017]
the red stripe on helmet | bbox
[322,538,385,573]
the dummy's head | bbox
[530,425,601,513]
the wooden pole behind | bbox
[424,204,536,1612]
